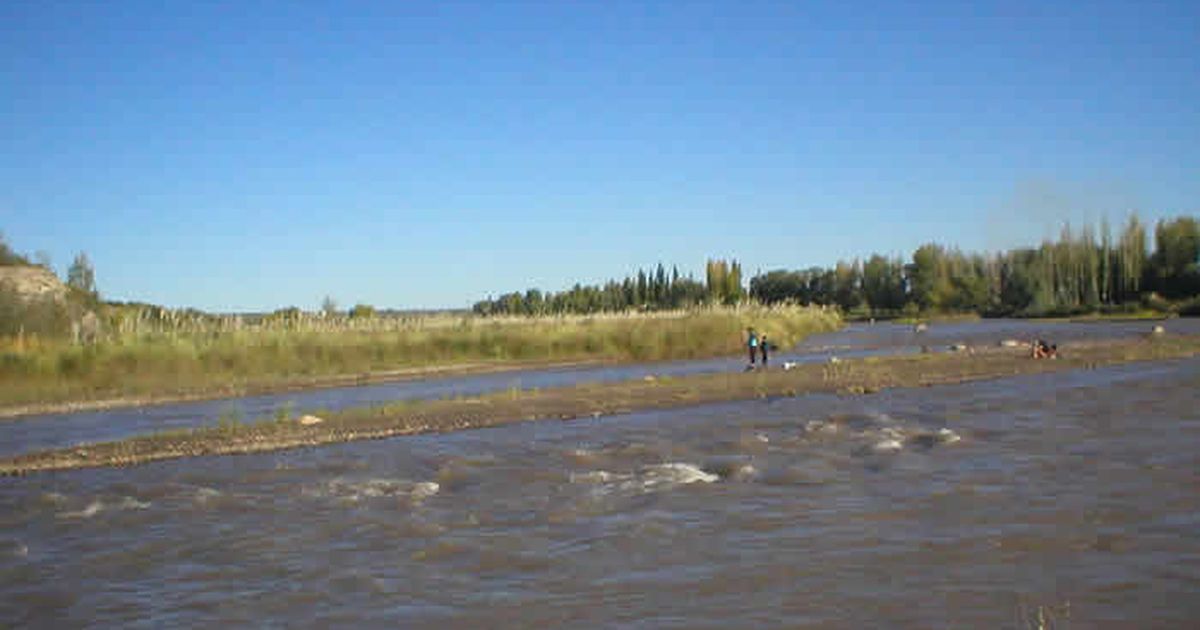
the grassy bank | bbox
[0,305,840,411]
[4,334,1195,475]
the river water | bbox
[1,318,1193,457]
[2,342,1198,626]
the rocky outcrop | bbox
[0,266,68,302]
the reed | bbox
[5,334,1197,475]
[0,305,840,409]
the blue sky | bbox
[3,0,1197,311]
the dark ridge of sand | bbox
[3,335,1195,475]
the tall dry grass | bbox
[0,305,841,407]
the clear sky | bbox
[3,0,1197,312]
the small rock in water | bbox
[913,323,928,333]
[828,356,841,364]
[999,339,1022,348]
[910,427,962,449]
[948,343,969,352]
[298,414,324,426]
[1151,325,1165,335]
[782,361,798,371]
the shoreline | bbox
[849,313,1178,324]
[5,315,1180,421]
[0,356,620,421]
[0,306,843,420]
[3,335,1195,476]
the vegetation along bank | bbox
[3,334,1194,475]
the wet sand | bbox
[3,335,1195,475]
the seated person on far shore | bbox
[1031,339,1057,359]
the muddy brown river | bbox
[3,335,1199,626]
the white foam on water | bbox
[116,497,151,510]
[808,411,962,458]
[193,487,223,504]
[937,428,962,444]
[60,495,151,518]
[639,463,720,488]
[410,481,440,503]
[570,470,621,484]
[40,492,67,506]
[60,500,104,519]
[309,478,440,504]
[575,462,719,497]
[729,463,759,481]
[871,439,904,453]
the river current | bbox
[2,322,1198,627]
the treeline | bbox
[474,215,1199,318]
[473,263,707,316]
[750,215,1199,317]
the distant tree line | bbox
[749,215,1199,317]
[473,215,1199,318]
[472,263,728,316]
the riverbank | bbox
[3,334,1195,475]
[855,311,1177,324]
[0,305,840,416]
[0,356,613,420]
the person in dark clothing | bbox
[759,334,769,366]
[1031,339,1057,359]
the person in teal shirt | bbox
[746,328,759,367]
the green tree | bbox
[1149,217,1200,298]
[349,303,377,319]
[705,260,726,304]
[832,260,862,311]
[725,260,744,305]
[67,252,97,298]
[908,244,949,311]
[861,255,903,312]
